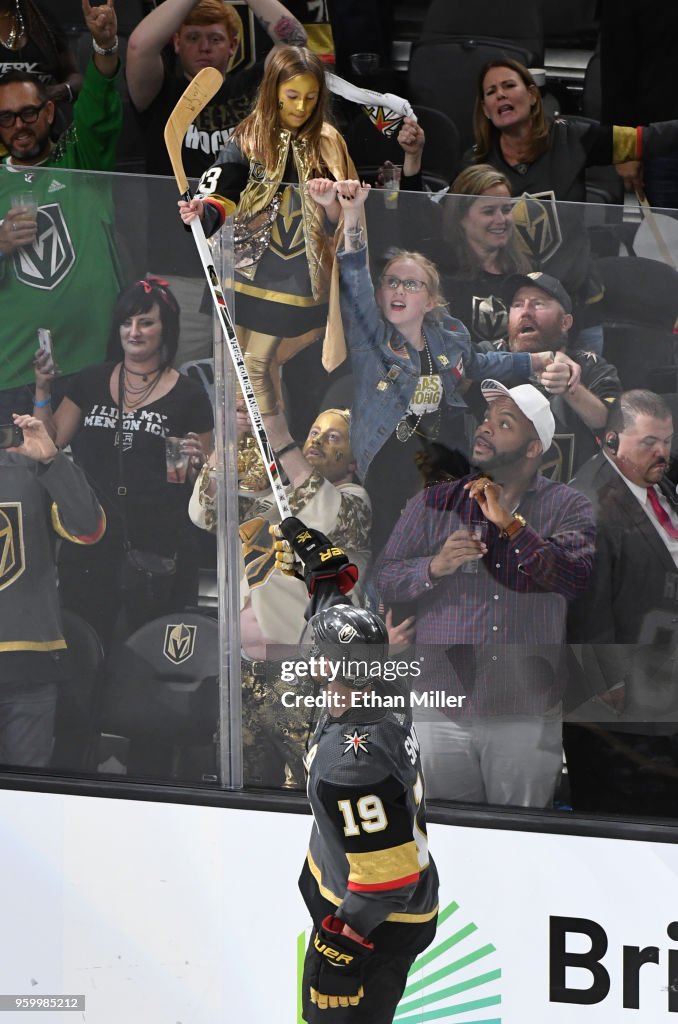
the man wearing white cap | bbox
[376,380,596,808]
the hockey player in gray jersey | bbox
[298,605,439,1023]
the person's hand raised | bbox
[83,0,117,49]
[9,414,58,463]
[397,116,424,157]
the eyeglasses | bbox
[0,102,47,128]
[381,275,429,293]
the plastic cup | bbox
[10,191,38,221]
[350,53,379,76]
[382,165,402,209]
[166,436,188,484]
[461,519,487,574]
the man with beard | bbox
[476,271,621,481]
[0,0,123,420]
[376,380,595,807]
[566,390,678,815]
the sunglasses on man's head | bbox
[0,102,47,128]
[381,275,429,293]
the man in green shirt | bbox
[0,0,123,419]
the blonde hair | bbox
[233,46,330,174]
[381,250,448,322]
[321,408,351,427]
[473,59,549,164]
[443,164,531,274]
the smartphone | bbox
[0,424,23,449]
[37,327,54,360]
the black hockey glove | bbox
[278,517,358,597]
[308,915,374,1010]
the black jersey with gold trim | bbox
[299,699,439,952]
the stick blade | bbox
[164,67,224,195]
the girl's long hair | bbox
[472,58,549,164]
[233,46,330,174]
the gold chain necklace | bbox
[396,329,435,443]
[0,1,25,51]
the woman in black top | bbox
[34,277,214,648]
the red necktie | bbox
[647,486,678,539]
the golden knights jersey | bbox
[299,699,439,952]
[0,452,105,652]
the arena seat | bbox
[98,612,220,782]
[407,0,543,153]
[50,610,104,773]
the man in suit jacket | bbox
[566,389,678,816]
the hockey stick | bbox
[164,67,291,519]
[164,70,357,611]
[635,187,678,271]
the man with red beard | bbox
[376,380,595,808]
[566,390,678,816]
[479,271,621,481]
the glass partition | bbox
[3,163,678,826]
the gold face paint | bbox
[303,412,354,483]
[277,73,319,131]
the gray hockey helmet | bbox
[308,604,389,689]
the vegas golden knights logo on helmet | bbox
[163,623,197,665]
[0,504,25,591]
[512,190,563,263]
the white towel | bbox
[326,72,416,138]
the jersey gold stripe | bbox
[0,639,67,651]
[51,504,106,545]
[306,849,438,924]
[234,279,325,307]
[612,125,639,164]
[346,842,420,890]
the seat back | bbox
[179,358,216,415]
[542,0,598,48]
[341,110,403,184]
[412,105,460,192]
[51,610,104,771]
[100,612,219,777]
[420,0,544,64]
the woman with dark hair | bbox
[463,57,678,351]
[179,44,357,431]
[33,277,214,648]
[467,57,678,201]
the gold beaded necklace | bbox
[0,1,25,51]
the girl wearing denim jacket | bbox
[311,180,578,553]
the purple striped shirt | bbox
[376,474,596,715]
